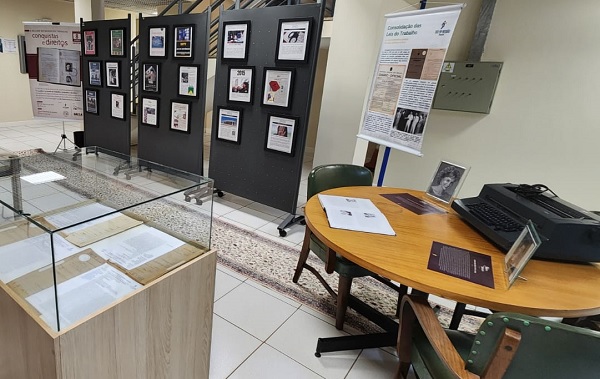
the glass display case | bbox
[0,147,215,378]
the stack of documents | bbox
[317,194,395,236]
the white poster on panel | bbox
[23,22,83,121]
[357,5,463,156]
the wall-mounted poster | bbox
[262,68,294,108]
[174,25,193,58]
[85,89,98,114]
[170,101,190,133]
[149,27,166,57]
[228,67,253,103]
[143,63,159,92]
[110,29,124,57]
[178,65,199,97]
[84,30,96,56]
[141,97,159,127]
[222,21,250,61]
[265,115,297,155]
[106,61,120,88]
[276,18,311,62]
[111,92,125,120]
[88,61,102,86]
[216,107,242,143]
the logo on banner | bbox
[435,21,451,36]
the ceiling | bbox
[64,0,193,15]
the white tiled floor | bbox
[0,119,417,378]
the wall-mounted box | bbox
[432,61,502,114]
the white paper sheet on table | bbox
[21,171,66,184]
[317,194,396,236]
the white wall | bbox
[317,0,600,210]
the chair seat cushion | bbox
[310,236,373,277]
[410,326,474,379]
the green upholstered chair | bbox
[396,294,600,379]
[293,164,399,330]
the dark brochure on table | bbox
[427,241,494,288]
[380,193,446,215]
[317,194,395,236]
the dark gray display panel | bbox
[209,4,324,213]
[137,13,209,176]
[81,17,131,155]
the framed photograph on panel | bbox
[425,160,469,204]
[178,64,199,97]
[110,92,126,120]
[88,61,102,86]
[228,67,254,103]
[84,30,96,56]
[276,18,312,62]
[222,21,250,61]
[170,101,191,133]
[216,106,242,144]
[106,61,120,88]
[174,25,193,58]
[262,68,294,108]
[141,97,159,127]
[85,89,99,115]
[265,114,298,156]
[110,28,125,57]
[142,63,159,93]
[149,26,167,57]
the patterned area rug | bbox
[11,149,483,335]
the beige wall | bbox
[0,0,75,122]
[316,0,600,210]
[0,1,136,123]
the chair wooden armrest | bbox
[397,294,477,379]
[397,295,521,379]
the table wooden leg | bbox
[293,226,312,283]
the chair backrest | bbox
[307,164,373,199]
[468,312,600,378]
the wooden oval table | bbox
[305,186,600,355]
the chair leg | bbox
[293,226,312,283]
[336,275,353,330]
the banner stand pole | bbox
[54,121,77,154]
[376,0,427,188]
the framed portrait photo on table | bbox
[425,160,469,204]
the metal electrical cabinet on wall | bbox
[432,61,503,114]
